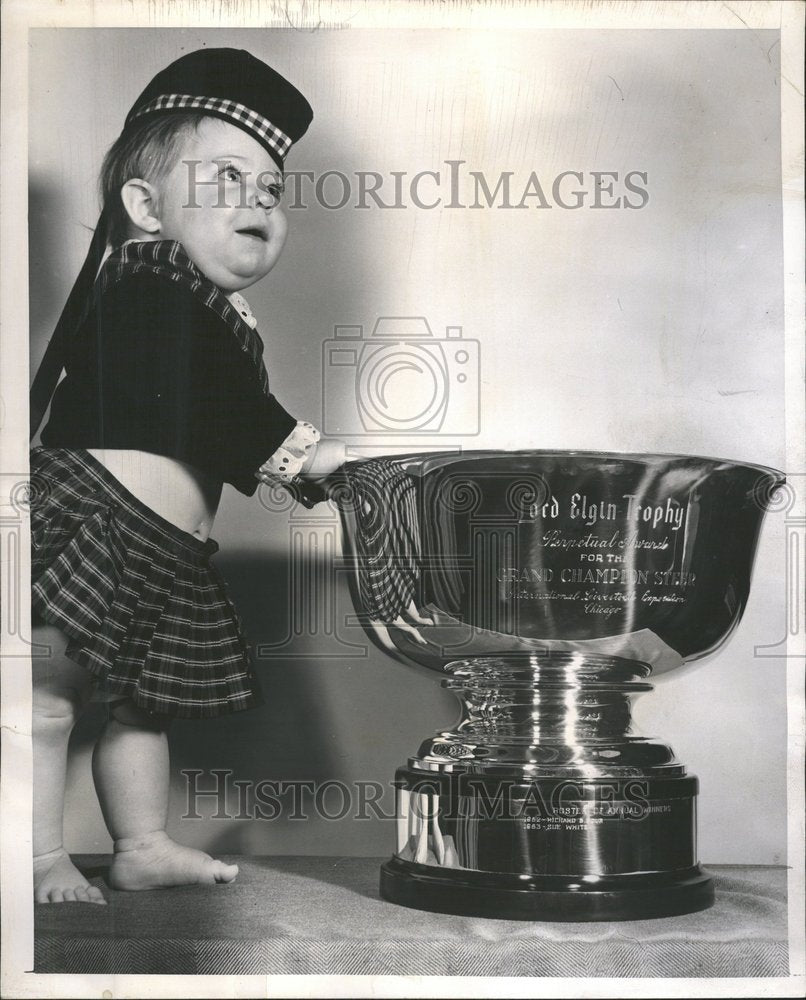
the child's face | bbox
[155,118,288,292]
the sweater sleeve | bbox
[92,272,298,495]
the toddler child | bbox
[29,48,345,904]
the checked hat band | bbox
[129,93,294,162]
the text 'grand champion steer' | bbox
[335,451,784,921]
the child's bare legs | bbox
[93,700,238,890]
[33,621,237,901]
[32,622,105,904]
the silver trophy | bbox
[335,450,784,920]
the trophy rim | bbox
[342,448,785,482]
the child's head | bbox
[96,47,313,292]
[101,112,287,292]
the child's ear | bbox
[120,179,162,235]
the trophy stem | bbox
[383,652,714,921]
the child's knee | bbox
[32,652,94,721]
[31,628,95,730]
[32,681,84,736]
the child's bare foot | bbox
[34,848,107,905]
[109,831,238,890]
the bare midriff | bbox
[85,449,223,540]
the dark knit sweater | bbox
[40,240,297,496]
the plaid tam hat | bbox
[125,47,313,170]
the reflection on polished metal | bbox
[335,451,784,921]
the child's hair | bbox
[100,111,210,247]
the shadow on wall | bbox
[174,550,342,775]
[29,178,88,375]
[184,550,450,857]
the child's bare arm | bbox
[300,438,347,479]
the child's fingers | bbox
[390,616,428,644]
[403,601,435,625]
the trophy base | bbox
[382,654,716,921]
[380,858,714,921]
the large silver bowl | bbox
[334,450,783,920]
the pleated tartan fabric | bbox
[343,458,422,622]
[30,447,261,718]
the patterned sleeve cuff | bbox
[256,421,321,482]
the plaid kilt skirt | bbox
[29,447,261,719]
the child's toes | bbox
[213,861,238,883]
[34,847,99,904]
[74,886,104,904]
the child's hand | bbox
[300,438,347,480]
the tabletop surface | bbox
[34,857,790,978]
